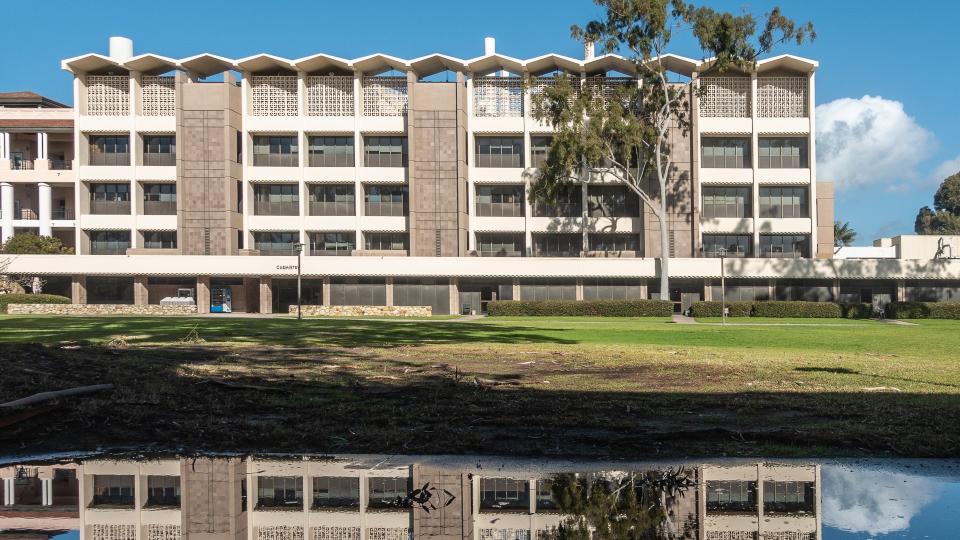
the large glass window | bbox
[309,232,354,256]
[587,185,639,217]
[89,230,131,255]
[86,277,133,304]
[760,234,810,258]
[530,136,552,168]
[477,233,524,257]
[759,186,808,218]
[763,481,816,514]
[588,233,640,253]
[308,184,355,216]
[363,136,407,167]
[364,185,407,216]
[90,183,131,215]
[89,135,130,166]
[759,138,808,168]
[253,184,299,216]
[532,186,582,217]
[475,185,524,217]
[307,136,354,167]
[582,278,643,300]
[702,234,752,257]
[702,186,751,218]
[92,475,135,507]
[532,233,582,257]
[312,477,360,510]
[519,279,577,301]
[479,478,529,511]
[476,136,523,168]
[256,476,302,509]
[364,232,407,251]
[146,476,180,507]
[252,136,298,167]
[330,278,387,306]
[367,477,409,509]
[253,231,299,256]
[710,279,771,301]
[142,135,176,166]
[706,480,757,513]
[143,183,176,215]
[701,138,750,168]
[143,231,177,250]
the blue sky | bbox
[1,0,957,244]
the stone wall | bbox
[7,303,198,316]
[289,305,432,317]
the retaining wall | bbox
[7,304,199,316]
[289,305,432,317]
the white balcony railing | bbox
[251,75,299,117]
[86,75,129,116]
[141,76,175,116]
[306,75,354,116]
[758,77,808,118]
[362,77,408,116]
[473,77,523,117]
[698,77,751,118]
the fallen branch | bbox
[1,384,114,408]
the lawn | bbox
[1,315,958,458]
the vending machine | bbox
[210,287,233,313]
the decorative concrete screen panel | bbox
[312,528,360,540]
[473,78,522,117]
[584,76,635,111]
[758,77,808,118]
[479,529,531,540]
[251,76,299,116]
[257,527,304,540]
[362,77,408,116]
[529,75,580,107]
[699,77,751,118]
[366,529,410,540]
[142,76,176,116]
[146,524,182,540]
[87,75,130,116]
[90,525,136,540]
[306,76,354,116]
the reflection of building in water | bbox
[0,459,821,540]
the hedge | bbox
[751,301,842,318]
[886,301,960,319]
[486,300,673,317]
[688,301,753,317]
[0,293,71,313]
[839,303,873,319]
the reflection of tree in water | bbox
[541,468,697,539]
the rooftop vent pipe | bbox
[484,37,496,56]
[108,36,133,61]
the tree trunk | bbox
[658,209,670,300]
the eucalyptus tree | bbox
[529,0,814,298]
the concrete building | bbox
[1,36,959,315]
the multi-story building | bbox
[1,36,958,315]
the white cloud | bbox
[816,96,936,189]
[932,154,960,181]
[821,465,941,535]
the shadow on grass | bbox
[795,366,960,389]
[1,343,957,458]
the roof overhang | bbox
[61,54,125,75]
[123,53,178,75]
[757,54,819,73]
[642,53,699,77]
[583,54,637,75]
[409,54,468,77]
[235,53,296,73]
[178,53,236,78]
[524,53,583,76]
[351,54,409,75]
[293,53,352,74]
[465,53,525,76]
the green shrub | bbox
[486,300,673,317]
[886,301,960,319]
[0,293,71,313]
[839,303,873,319]
[752,301,842,318]
[688,301,753,317]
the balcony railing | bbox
[89,153,130,166]
[254,200,300,216]
[142,153,176,166]
[308,201,355,216]
[52,208,75,220]
[256,247,298,256]
[479,250,523,257]
[89,243,131,255]
[49,159,72,170]
[306,76,354,116]
[362,77,408,117]
[364,201,406,217]
[311,249,354,256]
[90,200,131,215]
[10,158,34,170]
[252,153,298,167]
[475,202,523,217]
[143,200,177,215]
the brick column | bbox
[133,275,148,305]
[512,278,521,301]
[639,279,649,300]
[575,278,584,301]
[831,279,841,302]
[259,276,273,314]
[703,279,712,301]
[448,277,458,315]
[71,275,87,304]
[896,279,906,302]
[196,276,210,314]
[385,277,394,306]
[322,276,331,305]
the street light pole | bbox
[719,247,727,327]
[294,242,303,320]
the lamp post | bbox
[718,247,727,326]
[294,242,304,320]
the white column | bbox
[0,132,10,160]
[807,71,818,256]
[353,72,363,250]
[1,182,14,243]
[750,72,760,256]
[466,74,476,252]
[42,478,53,505]
[129,71,139,249]
[38,182,52,236]
[37,132,49,161]
[2,477,14,505]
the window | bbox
[310,232,354,256]
[706,480,757,513]
[143,231,177,249]
[535,479,558,511]
[367,477,409,509]
[364,185,407,216]
[86,276,133,304]
[143,183,176,215]
[702,234,752,257]
[364,232,407,251]
[476,136,523,168]
[477,234,524,257]
[532,186,582,217]
[588,234,640,253]
[763,481,815,514]
[89,231,131,255]
[90,183,131,215]
[308,136,354,167]
[710,279,770,301]
[776,279,834,302]
[252,136,298,167]
[475,185,524,217]
[479,478,529,511]
[256,476,302,509]
[92,475,135,507]
[142,135,176,166]
[89,135,130,166]
[702,187,751,218]
[759,186,808,218]
[531,136,552,168]
[393,278,451,315]
[582,278,643,300]
[701,138,750,168]
[760,234,810,258]
[532,234,582,257]
[253,184,299,216]
[363,136,407,167]
[146,476,180,507]
[330,277,387,306]
[253,231,298,256]
[587,185,640,217]
[312,477,360,510]
[520,279,577,301]
[308,184,355,216]
[759,138,808,168]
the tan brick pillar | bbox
[639,279,649,300]
[575,278,584,301]
[703,279,712,301]
[322,277,331,305]
[259,276,273,314]
[896,279,906,302]
[71,275,87,304]
[196,276,210,314]
[512,278,521,300]
[832,279,841,302]
[133,276,148,306]
[448,277,458,315]
[385,277,394,306]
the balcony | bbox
[49,159,73,170]
[758,77,808,118]
[473,78,523,117]
[52,208,75,220]
[89,243,131,256]
[254,200,300,216]
[10,158,35,170]
[142,153,176,167]
[364,201,406,217]
[251,76,299,117]
[86,76,130,116]
[256,247,299,256]
[16,207,38,220]
[90,200,131,215]
[362,77,408,116]
[306,76,354,116]
[475,202,523,218]
[698,77,751,118]
[141,76,176,116]
[252,153,298,167]
[308,201,354,217]
[89,153,130,167]
[143,200,177,215]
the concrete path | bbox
[671,314,697,324]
